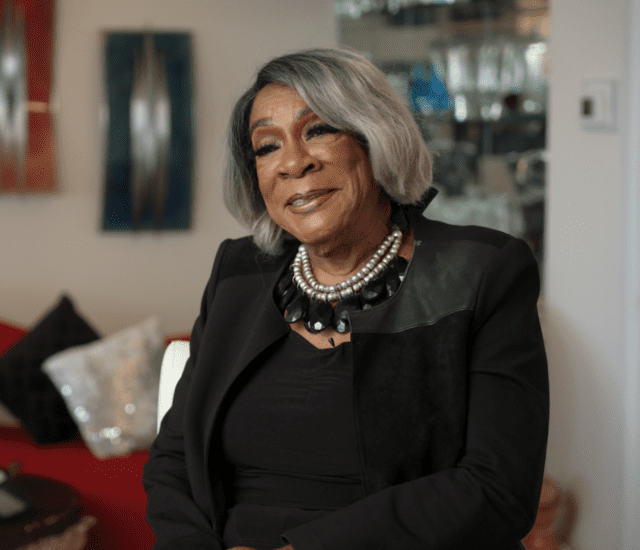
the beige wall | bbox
[0,0,337,335]
[544,0,634,548]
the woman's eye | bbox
[253,143,278,157]
[306,124,339,139]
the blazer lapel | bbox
[223,291,289,395]
[203,260,291,440]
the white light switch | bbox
[580,80,617,131]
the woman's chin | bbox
[282,212,344,248]
[291,227,339,250]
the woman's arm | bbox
[143,241,230,550]
[282,237,549,550]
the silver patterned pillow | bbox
[42,317,163,458]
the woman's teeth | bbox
[291,193,323,206]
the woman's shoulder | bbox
[412,213,514,250]
[409,213,538,276]
[213,235,295,282]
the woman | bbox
[143,47,548,550]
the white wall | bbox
[622,1,640,548]
[544,0,633,548]
[0,0,337,336]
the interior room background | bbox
[0,0,638,549]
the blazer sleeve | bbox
[143,240,230,550]
[283,237,549,550]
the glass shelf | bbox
[336,0,549,274]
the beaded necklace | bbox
[274,226,408,335]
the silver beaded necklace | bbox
[291,226,403,303]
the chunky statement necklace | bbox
[274,226,409,335]
[292,227,403,302]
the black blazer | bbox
[143,208,549,550]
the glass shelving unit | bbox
[336,0,549,279]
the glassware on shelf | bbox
[505,149,546,192]
[476,42,503,120]
[426,180,526,238]
[446,44,476,122]
[522,41,548,114]
[335,0,549,259]
[380,37,546,124]
[429,48,447,90]
[385,70,411,108]
[410,61,452,117]
[427,137,476,196]
[333,0,385,18]
[498,40,527,113]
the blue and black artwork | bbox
[102,32,193,231]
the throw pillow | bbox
[0,296,100,444]
[42,317,163,458]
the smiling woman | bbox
[250,83,396,348]
[251,84,389,263]
[143,47,549,550]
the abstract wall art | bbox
[101,31,193,231]
[0,0,57,194]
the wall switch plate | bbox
[580,80,617,131]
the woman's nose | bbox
[279,140,320,179]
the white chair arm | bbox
[157,340,190,433]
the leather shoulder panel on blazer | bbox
[350,214,515,334]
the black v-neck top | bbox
[219,329,365,550]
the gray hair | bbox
[223,46,432,256]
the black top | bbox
[143,209,548,550]
[219,329,365,550]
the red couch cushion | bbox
[1,426,155,550]
[0,319,28,357]
[164,332,190,348]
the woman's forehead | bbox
[249,84,315,132]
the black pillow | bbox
[0,295,101,444]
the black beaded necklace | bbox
[274,255,409,335]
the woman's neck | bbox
[304,202,393,286]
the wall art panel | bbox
[101,31,193,231]
[0,0,56,194]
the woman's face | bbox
[249,83,384,249]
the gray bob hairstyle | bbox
[223,46,432,256]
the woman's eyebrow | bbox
[295,108,313,120]
[249,107,314,135]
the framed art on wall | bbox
[0,0,57,194]
[101,31,193,231]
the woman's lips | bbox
[287,190,336,213]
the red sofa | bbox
[1,425,155,549]
[0,321,191,550]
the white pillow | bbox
[42,317,163,458]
